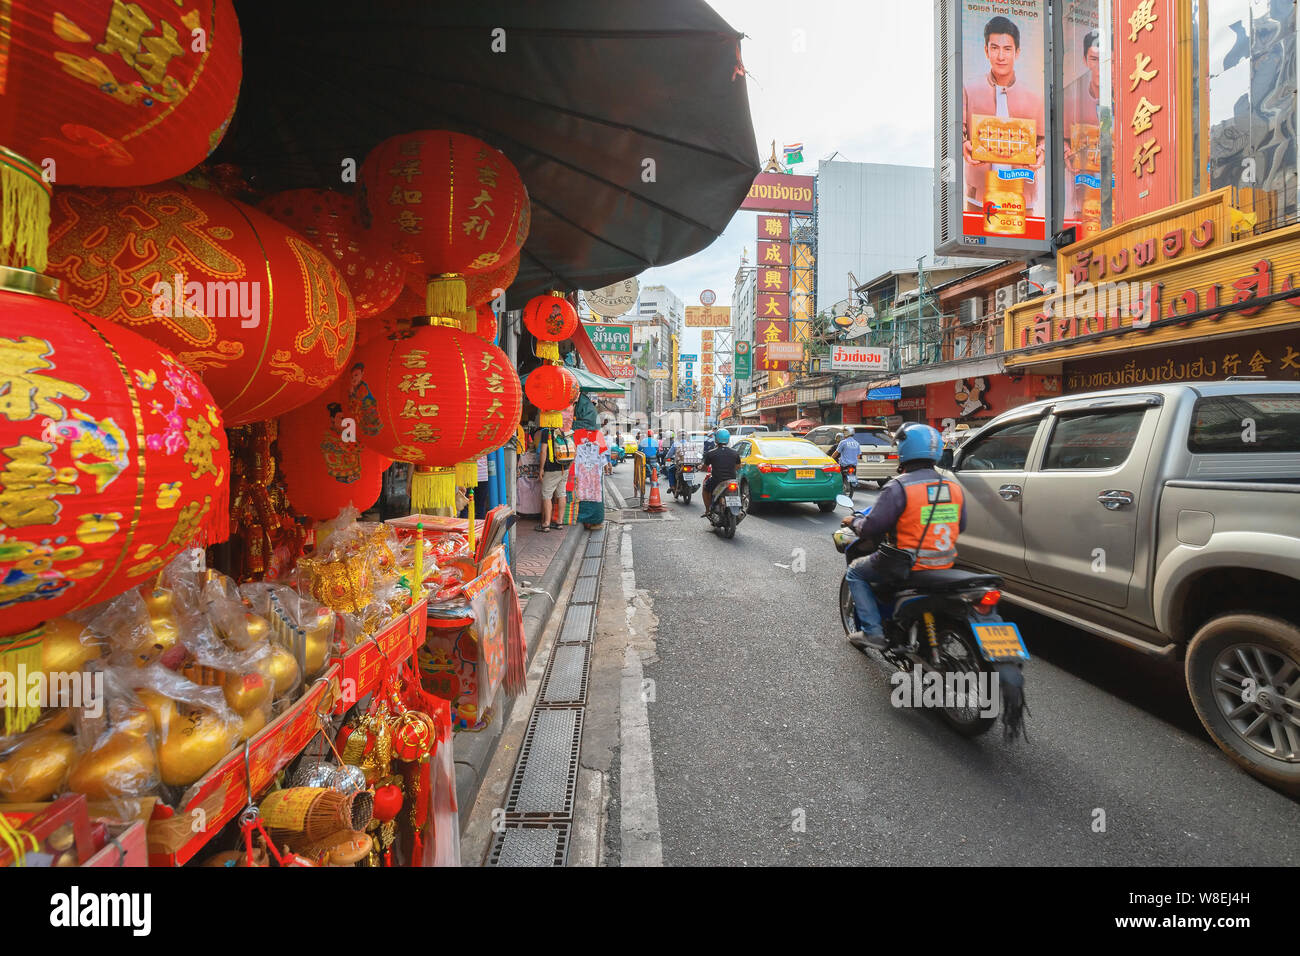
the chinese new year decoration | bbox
[0,272,229,731]
[349,322,520,510]
[474,304,498,344]
[258,189,404,320]
[526,364,579,429]
[45,181,357,425]
[0,1,243,187]
[360,130,529,328]
[0,148,52,272]
[464,251,520,307]
[522,291,578,362]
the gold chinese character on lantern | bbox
[462,216,489,240]
[401,349,429,369]
[387,158,422,183]
[405,423,441,443]
[0,437,79,528]
[0,336,90,422]
[400,399,439,418]
[398,372,436,396]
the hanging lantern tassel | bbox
[424,274,476,332]
[538,409,563,428]
[535,340,560,362]
[0,148,51,272]
[410,465,458,512]
[455,460,479,487]
[1,627,44,736]
[466,492,477,555]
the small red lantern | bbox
[522,292,578,361]
[361,130,529,323]
[526,365,579,428]
[351,323,521,510]
[258,190,403,319]
[474,304,498,344]
[46,182,357,425]
[0,1,242,187]
[0,275,230,643]
[277,380,387,521]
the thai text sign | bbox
[766,342,805,361]
[739,173,815,213]
[685,305,731,328]
[831,344,890,372]
[1063,327,1300,391]
[587,324,632,353]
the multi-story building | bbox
[636,285,684,342]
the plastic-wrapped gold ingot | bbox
[39,616,105,673]
[237,706,267,742]
[66,709,157,800]
[304,608,335,674]
[255,644,301,697]
[48,822,76,852]
[223,671,271,715]
[0,730,77,803]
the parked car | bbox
[728,424,770,441]
[732,434,841,513]
[941,381,1300,793]
[804,424,899,487]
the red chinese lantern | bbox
[0,274,229,727]
[277,381,387,521]
[474,304,498,344]
[0,1,242,187]
[46,182,357,425]
[522,292,578,361]
[360,131,529,326]
[526,365,579,428]
[465,252,520,308]
[350,322,521,509]
[258,190,403,319]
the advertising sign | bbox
[648,367,670,380]
[700,289,717,306]
[1061,0,1101,239]
[734,349,751,379]
[679,353,698,363]
[755,344,789,372]
[685,305,731,328]
[831,344,890,372]
[868,385,903,400]
[757,214,790,240]
[587,324,632,353]
[756,319,790,344]
[1113,0,1178,222]
[756,241,790,268]
[738,172,815,213]
[766,342,805,362]
[719,361,733,375]
[757,292,789,320]
[608,362,636,379]
[758,267,791,293]
[582,278,639,317]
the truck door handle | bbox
[997,484,1022,501]
[1098,490,1134,510]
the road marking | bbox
[618,528,663,866]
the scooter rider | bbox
[844,423,967,652]
[662,431,679,488]
[831,429,862,495]
[700,428,741,518]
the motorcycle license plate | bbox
[971,622,1030,662]
[724,496,742,508]
[795,469,815,479]
[866,455,884,462]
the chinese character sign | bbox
[1114,0,1178,222]
[756,241,790,268]
[960,0,1049,241]
[757,215,790,241]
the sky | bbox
[634,0,939,371]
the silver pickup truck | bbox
[941,381,1300,793]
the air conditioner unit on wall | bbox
[958,297,982,325]
[994,285,1015,314]
[1015,279,1029,302]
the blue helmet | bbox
[895,424,942,464]
[714,428,730,445]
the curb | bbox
[454,523,586,828]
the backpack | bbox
[549,431,575,463]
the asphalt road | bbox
[603,460,1300,866]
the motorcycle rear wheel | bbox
[720,509,736,539]
[931,623,997,737]
[839,576,856,635]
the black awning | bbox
[214,0,760,304]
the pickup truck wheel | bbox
[1185,614,1300,795]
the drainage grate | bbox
[584,539,603,560]
[538,643,590,706]
[503,708,584,820]
[487,822,571,867]
[588,527,606,546]
[558,603,594,643]
[571,575,598,605]
[579,556,601,577]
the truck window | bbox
[956,419,1040,471]
[1188,394,1300,453]
[1042,409,1144,470]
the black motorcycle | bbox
[832,496,1028,739]
[670,455,702,505]
[706,476,745,539]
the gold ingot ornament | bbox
[255,644,301,697]
[66,708,157,800]
[39,616,105,673]
[0,730,78,802]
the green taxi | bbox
[732,434,842,513]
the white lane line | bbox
[618,528,663,866]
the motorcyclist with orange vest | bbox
[844,423,967,652]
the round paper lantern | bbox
[361,131,529,320]
[258,190,403,319]
[0,275,230,643]
[465,252,520,308]
[350,323,521,509]
[522,292,579,361]
[474,304,498,344]
[0,1,242,187]
[277,381,386,521]
[526,365,579,428]
[46,182,356,425]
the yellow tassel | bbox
[0,148,51,273]
[410,466,457,513]
[455,460,479,486]
[536,341,560,362]
[425,274,467,316]
[539,410,562,428]
[0,626,45,736]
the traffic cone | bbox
[645,468,667,513]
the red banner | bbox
[758,267,790,293]
[757,293,789,320]
[1113,0,1179,223]
[757,214,789,240]
[756,319,790,344]
[756,240,790,268]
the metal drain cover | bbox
[540,644,589,706]
[504,708,584,819]
[488,823,570,867]
[558,604,594,643]
[571,575,598,605]
[579,556,601,577]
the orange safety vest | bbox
[892,473,964,571]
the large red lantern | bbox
[0,1,242,187]
[0,273,230,643]
[526,365,579,428]
[361,131,529,323]
[522,292,578,361]
[277,381,387,521]
[46,182,357,425]
[474,304,498,344]
[350,323,520,509]
[465,253,520,308]
[258,189,403,319]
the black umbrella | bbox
[212,0,759,304]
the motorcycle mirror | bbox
[835,495,855,510]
